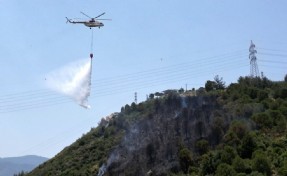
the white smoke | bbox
[45,58,92,109]
[97,164,107,176]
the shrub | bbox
[249,171,265,176]
[248,88,259,99]
[269,110,286,132]
[223,131,241,147]
[257,90,268,101]
[215,163,236,176]
[230,121,248,140]
[205,80,216,92]
[220,146,237,165]
[232,156,248,173]
[195,139,209,155]
[281,88,287,99]
[200,153,218,175]
[214,75,226,90]
[179,148,193,174]
[252,151,272,176]
[239,133,257,159]
[251,112,272,129]
[278,160,287,176]
[231,92,241,101]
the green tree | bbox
[154,92,163,97]
[195,139,209,155]
[200,153,216,175]
[14,171,26,176]
[257,90,269,101]
[205,80,216,92]
[247,87,259,99]
[223,131,241,147]
[249,171,265,176]
[278,160,287,176]
[149,93,155,99]
[178,88,184,94]
[120,106,125,113]
[179,148,193,174]
[269,110,286,132]
[239,133,257,159]
[281,88,287,99]
[154,98,161,112]
[261,77,273,88]
[196,87,206,96]
[251,112,272,129]
[252,151,271,176]
[220,146,237,165]
[131,102,137,111]
[124,104,131,114]
[215,163,236,176]
[238,76,252,86]
[230,120,248,140]
[232,156,248,173]
[210,117,225,145]
[214,75,226,90]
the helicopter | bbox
[66,12,111,29]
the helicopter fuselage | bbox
[84,21,104,28]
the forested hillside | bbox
[28,75,287,176]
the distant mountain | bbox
[0,155,48,176]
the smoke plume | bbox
[45,58,92,109]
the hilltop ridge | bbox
[28,75,287,176]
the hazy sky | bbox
[0,0,286,158]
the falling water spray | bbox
[45,58,92,108]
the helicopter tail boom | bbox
[66,17,72,23]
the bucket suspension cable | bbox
[90,28,94,59]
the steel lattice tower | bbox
[249,40,259,77]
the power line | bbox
[92,60,247,95]
[259,59,287,65]
[0,58,249,112]
[257,47,287,53]
[4,47,287,113]
[0,62,248,113]
[0,55,246,102]
[93,57,244,90]
[257,52,287,58]
[91,50,247,84]
[0,51,247,100]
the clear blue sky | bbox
[0,0,286,158]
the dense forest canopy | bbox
[27,75,287,176]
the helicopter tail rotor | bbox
[65,17,70,23]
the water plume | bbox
[45,58,92,109]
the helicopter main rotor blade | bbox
[80,11,92,18]
[95,12,105,19]
[96,18,112,21]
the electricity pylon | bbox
[249,40,259,78]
